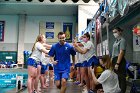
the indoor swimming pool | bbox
[0,69,28,93]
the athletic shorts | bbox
[75,63,81,68]
[70,63,73,66]
[87,56,99,67]
[48,64,53,70]
[54,71,69,81]
[27,58,37,68]
[41,64,48,74]
[37,62,42,66]
[27,58,42,68]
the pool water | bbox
[0,69,28,93]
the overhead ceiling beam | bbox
[0,0,99,5]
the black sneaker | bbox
[32,90,37,93]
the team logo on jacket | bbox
[65,47,68,50]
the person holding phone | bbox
[90,55,121,93]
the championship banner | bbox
[46,22,54,39]
[39,21,61,43]
[46,32,54,39]
[63,23,73,42]
[46,22,54,29]
[0,21,5,41]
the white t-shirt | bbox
[97,70,121,93]
[82,41,95,61]
[30,42,44,62]
[41,53,50,65]
[77,51,85,63]
[71,51,85,64]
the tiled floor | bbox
[7,81,132,93]
[0,69,132,93]
[7,80,83,93]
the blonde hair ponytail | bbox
[32,34,44,52]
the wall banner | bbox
[63,23,73,42]
[39,21,61,43]
[46,22,54,29]
[0,21,5,41]
[46,32,54,39]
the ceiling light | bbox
[72,0,79,3]
[61,0,68,3]
[39,0,44,2]
[27,0,32,2]
[50,0,56,2]
[94,0,101,3]
[83,0,90,3]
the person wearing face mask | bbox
[73,32,97,93]
[48,32,76,93]
[112,27,126,93]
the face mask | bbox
[82,38,88,42]
[113,33,119,38]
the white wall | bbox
[78,5,99,37]
[0,4,100,51]
[24,15,76,50]
[0,15,76,51]
[0,15,19,43]
[25,16,76,43]
[0,15,18,51]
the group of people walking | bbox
[27,27,127,93]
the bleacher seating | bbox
[0,61,17,68]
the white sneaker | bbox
[82,88,88,93]
[68,79,73,82]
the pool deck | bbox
[7,80,85,93]
[0,68,132,93]
[0,68,27,73]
